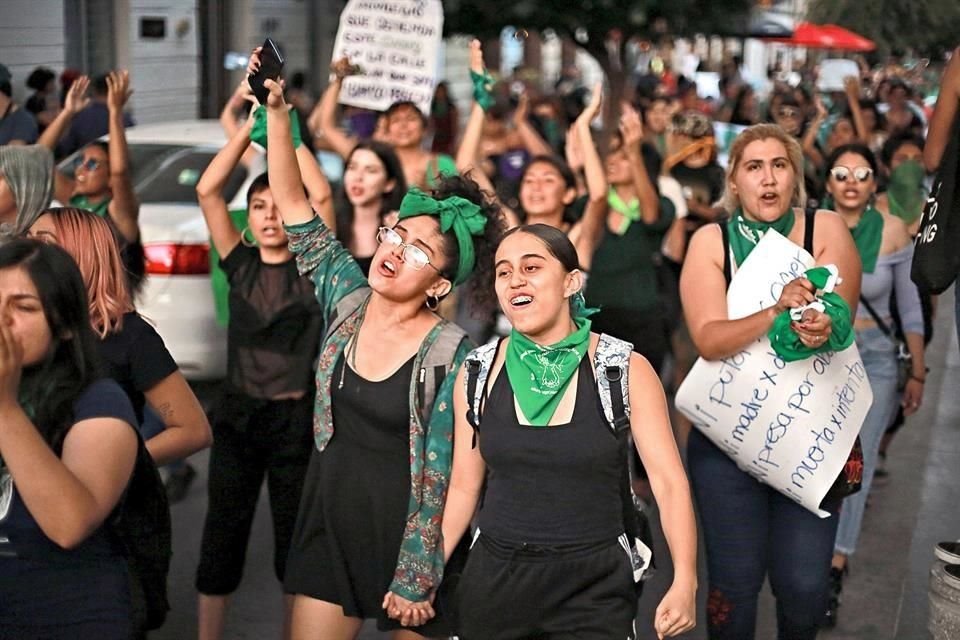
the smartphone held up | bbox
[249,38,285,105]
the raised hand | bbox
[330,56,361,81]
[63,75,91,115]
[106,70,133,113]
[619,102,644,152]
[577,82,604,126]
[564,123,584,173]
[262,78,287,112]
[0,316,24,409]
[469,39,485,75]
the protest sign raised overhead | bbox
[675,230,872,517]
[332,0,443,114]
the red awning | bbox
[771,22,876,52]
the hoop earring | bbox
[426,294,440,311]
[240,227,257,247]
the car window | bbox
[136,150,247,204]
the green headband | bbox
[397,187,487,286]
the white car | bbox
[60,120,259,380]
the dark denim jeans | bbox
[688,429,840,640]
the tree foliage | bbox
[807,0,960,58]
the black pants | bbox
[457,534,637,640]
[196,392,314,595]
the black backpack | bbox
[108,431,172,632]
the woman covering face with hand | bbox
[680,124,861,640]
[0,239,140,639]
[258,73,504,640]
[439,225,698,640]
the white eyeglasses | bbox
[376,226,441,273]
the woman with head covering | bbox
[0,144,54,234]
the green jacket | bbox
[285,215,471,601]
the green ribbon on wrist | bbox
[250,105,302,150]
[470,69,495,112]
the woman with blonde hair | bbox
[679,123,861,639]
[28,207,211,466]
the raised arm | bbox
[307,58,359,160]
[844,76,868,143]
[104,71,140,243]
[513,93,552,158]
[456,40,520,228]
[220,79,260,168]
[802,96,827,169]
[571,84,608,271]
[39,75,90,204]
[621,103,660,224]
[196,114,255,258]
[296,144,335,230]
[924,46,960,172]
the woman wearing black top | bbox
[195,105,331,640]
[438,225,698,639]
[0,239,139,638]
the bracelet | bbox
[910,374,926,384]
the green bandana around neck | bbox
[397,187,487,285]
[250,105,302,150]
[849,206,883,273]
[886,159,926,225]
[728,207,796,266]
[505,318,592,426]
[607,188,641,235]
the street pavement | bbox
[154,288,960,639]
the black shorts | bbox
[457,533,637,640]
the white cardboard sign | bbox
[332,0,444,114]
[675,230,872,517]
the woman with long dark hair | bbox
[0,239,139,638]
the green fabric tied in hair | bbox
[768,265,855,362]
[397,187,487,286]
[470,69,495,112]
[250,105,302,150]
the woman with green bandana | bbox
[256,71,505,639]
[875,132,928,236]
[821,143,926,628]
[440,223,697,640]
[680,124,861,640]
[38,72,144,292]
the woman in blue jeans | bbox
[680,124,862,639]
[822,144,926,625]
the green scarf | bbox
[607,188,641,235]
[397,187,487,285]
[886,160,926,225]
[69,193,110,217]
[849,206,883,274]
[470,69,495,112]
[249,105,302,150]
[506,318,592,426]
[728,207,796,266]
[768,266,855,362]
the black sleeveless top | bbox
[477,356,623,545]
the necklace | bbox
[338,332,360,390]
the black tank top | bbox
[477,356,623,545]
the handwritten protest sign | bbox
[332,0,443,114]
[675,230,872,517]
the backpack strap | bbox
[418,322,468,423]
[804,205,816,256]
[719,221,732,290]
[594,333,633,432]
[463,339,501,448]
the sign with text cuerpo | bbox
[675,230,872,517]
[332,0,443,114]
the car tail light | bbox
[144,243,210,275]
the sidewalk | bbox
[157,288,960,639]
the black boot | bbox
[823,565,846,628]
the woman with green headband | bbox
[257,73,505,639]
[438,223,697,639]
[680,123,861,639]
[821,143,925,628]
